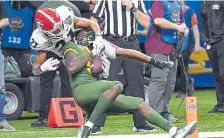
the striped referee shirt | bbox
[92,0,148,36]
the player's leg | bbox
[106,95,172,132]
[106,95,197,137]
[74,80,123,138]
[0,49,15,131]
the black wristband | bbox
[130,3,138,13]
[149,58,162,68]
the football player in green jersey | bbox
[31,3,197,138]
[62,28,197,138]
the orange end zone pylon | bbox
[186,97,198,138]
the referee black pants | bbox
[39,52,73,120]
[206,39,224,111]
[95,39,148,128]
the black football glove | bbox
[149,58,174,71]
[158,61,174,70]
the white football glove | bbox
[103,40,117,59]
[101,55,110,79]
[92,36,105,56]
[40,58,60,72]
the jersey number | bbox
[8,37,21,44]
[30,38,38,48]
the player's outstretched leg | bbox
[78,92,197,138]
[137,102,197,138]
[76,81,123,138]
[107,94,197,138]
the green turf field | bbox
[1,90,224,138]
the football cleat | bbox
[172,121,198,138]
[0,120,16,131]
[77,125,91,138]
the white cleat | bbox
[172,121,198,138]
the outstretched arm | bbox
[116,47,151,63]
[118,48,173,70]
[103,40,173,70]
[74,16,101,35]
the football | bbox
[91,55,103,74]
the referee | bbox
[91,0,155,134]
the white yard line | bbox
[42,131,224,138]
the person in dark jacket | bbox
[201,1,224,113]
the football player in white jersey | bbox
[31,4,104,75]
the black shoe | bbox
[30,119,48,127]
[77,125,91,138]
[161,113,178,123]
[133,123,156,132]
[208,107,224,113]
[91,126,102,134]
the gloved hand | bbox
[92,36,105,56]
[103,40,117,59]
[40,58,60,72]
[149,58,174,71]
[101,55,110,79]
[157,61,174,71]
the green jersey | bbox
[63,42,97,88]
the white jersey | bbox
[30,5,75,57]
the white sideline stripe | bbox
[42,132,224,138]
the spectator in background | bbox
[145,0,187,123]
[1,1,35,77]
[91,0,156,134]
[0,1,15,131]
[175,0,201,98]
[201,1,224,113]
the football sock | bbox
[84,121,94,129]
[89,94,113,124]
[0,92,6,121]
[169,126,178,135]
[145,111,173,132]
